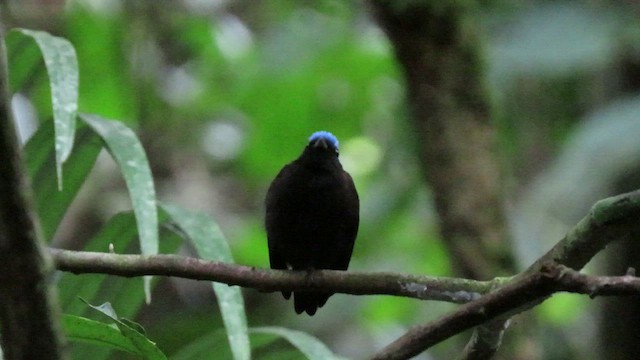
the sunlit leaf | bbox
[10,28,79,189]
[538,294,586,325]
[81,114,159,303]
[161,202,250,360]
[84,300,120,319]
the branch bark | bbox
[51,248,640,301]
[371,188,640,359]
[371,267,554,360]
[0,30,65,360]
[50,248,496,303]
[47,190,640,359]
[527,190,640,273]
[370,264,640,360]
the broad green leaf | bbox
[120,317,147,335]
[10,28,79,189]
[58,212,141,315]
[5,30,46,93]
[161,202,250,360]
[252,327,347,360]
[58,209,176,313]
[62,314,138,354]
[58,211,180,360]
[117,321,167,360]
[24,121,102,241]
[81,114,159,303]
[86,301,168,360]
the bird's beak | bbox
[312,137,328,149]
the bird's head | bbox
[308,131,339,155]
[298,131,341,169]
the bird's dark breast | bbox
[266,165,358,271]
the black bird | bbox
[265,131,359,315]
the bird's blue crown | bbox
[309,131,339,150]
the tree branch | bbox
[527,189,640,273]
[49,190,640,359]
[50,241,640,360]
[553,266,640,297]
[371,188,640,359]
[370,267,554,360]
[370,264,640,360]
[50,248,496,303]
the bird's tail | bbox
[293,292,331,316]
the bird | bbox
[265,131,359,315]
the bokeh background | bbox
[7,0,640,359]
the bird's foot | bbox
[304,267,317,287]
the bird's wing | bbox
[332,171,360,270]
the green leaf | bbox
[252,327,347,360]
[5,30,46,93]
[116,321,167,360]
[120,317,147,335]
[85,300,119,319]
[58,211,181,360]
[10,28,79,189]
[58,209,177,315]
[161,203,250,360]
[57,212,140,314]
[85,301,168,360]
[24,121,102,241]
[81,114,159,303]
[62,314,138,355]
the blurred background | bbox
[5,0,640,359]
